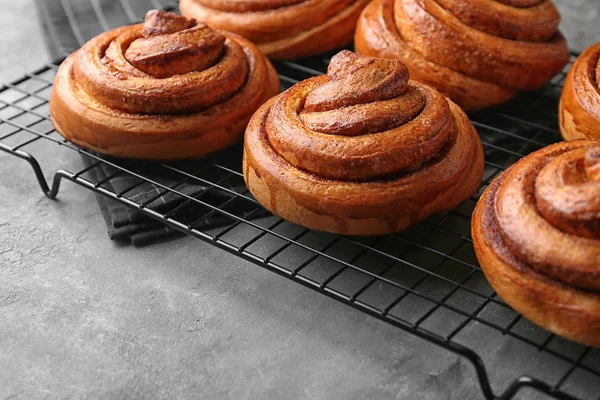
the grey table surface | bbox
[0,1,599,400]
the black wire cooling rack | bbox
[1,1,599,399]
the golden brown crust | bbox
[355,0,570,111]
[244,51,484,235]
[179,0,371,59]
[559,42,600,141]
[49,10,280,160]
[472,140,600,347]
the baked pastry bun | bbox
[244,51,484,235]
[50,10,280,160]
[355,0,570,111]
[560,42,600,141]
[179,0,370,59]
[472,140,600,347]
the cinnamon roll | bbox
[244,51,484,235]
[472,140,600,347]
[560,42,600,141]
[355,0,570,111]
[50,10,280,160]
[179,0,370,59]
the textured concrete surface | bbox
[0,169,474,400]
[0,0,49,83]
[0,1,599,400]
[556,0,600,50]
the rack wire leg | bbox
[0,145,66,199]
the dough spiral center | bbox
[123,10,225,78]
[72,10,249,115]
[494,143,600,291]
[266,50,453,181]
[535,147,600,239]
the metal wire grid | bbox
[1,1,598,399]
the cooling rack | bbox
[1,1,599,399]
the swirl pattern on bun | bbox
[355,0,570,111]
[244,51,484,235]
[560,42,600,141]
[50,10,280,160]
[179,0,371,59]
[472,140,600,347]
